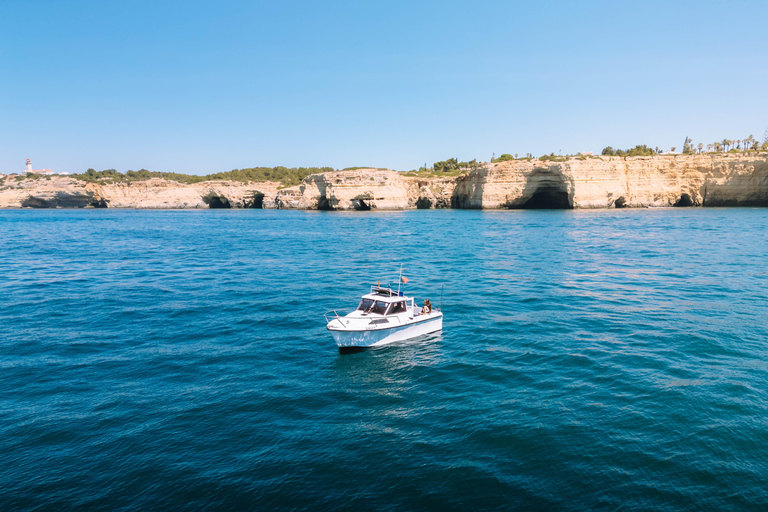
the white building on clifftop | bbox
[23,158,54,175]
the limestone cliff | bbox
[0,177,279,209]
[1,153,766,209]
[450,153,768,209]
[272,169,415,210]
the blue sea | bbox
[1,208,767,511]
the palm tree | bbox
[707,144,713,152]
[670,146,677,153]
[698,143,703,153]
[722,139,729,151]
[714,142,722,152]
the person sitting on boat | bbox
[422,299,432,315]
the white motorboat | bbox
[325,285,443,348]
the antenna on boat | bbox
[440,283,444,311]
[397,263,403,294]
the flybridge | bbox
[370,286,404,297]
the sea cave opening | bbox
[317,196,334,211]
[204,195,231,209]
[509,167,574,210]
[674,193,694,207]
[249,193,264,209]
[521,187,572,209]
[416,197,432,209]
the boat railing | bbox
[324,310,345,325]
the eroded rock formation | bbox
[448,154,768,209]
[0,177,279,209]
[1,153,766,209]
[273,169,413,210]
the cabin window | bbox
[357,299,374,311]
[388,301,407,315]
[371,301,387,315]
[358,299,387,315]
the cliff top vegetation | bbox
[71,166,334,187]
[601,145,658,157]
[602,134,768,156]
[56,132,768,187]
[402,158,481,177]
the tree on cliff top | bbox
[432,158,480,172]
[433,158,459,172]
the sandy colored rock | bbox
[2,154,767,210]
[0,176,280,209]
[274,169,413,210]
[450,153,768,209]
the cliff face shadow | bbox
[704,167,768,207]
[509,167,574,209]
[450,174,483,209]
[22,192,105,208]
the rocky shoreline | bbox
[2,153,767,210]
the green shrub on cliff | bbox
[539,153,569,162]
[496,154,515,162]
[402,157,480,177]
[433,158,480,172]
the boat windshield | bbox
[357,299,388,315]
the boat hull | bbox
[330,314,443,348]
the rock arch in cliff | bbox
[354,200,371,211]
[511,167,574,209]
[350,194,373,211]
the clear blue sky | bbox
[1,0,766,174]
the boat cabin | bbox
[355,286,417,317]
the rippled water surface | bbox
[1,208,767,511]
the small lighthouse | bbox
[25,158,33,174]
